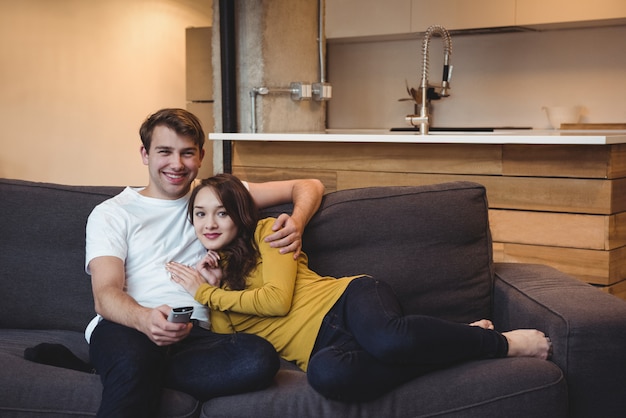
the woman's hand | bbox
[196,250,223,287]
[166,256,221,296]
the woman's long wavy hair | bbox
[188,174,260,290]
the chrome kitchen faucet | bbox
[406,25,453,135]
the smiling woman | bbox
[166,173,552,404]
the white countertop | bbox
[209,129,626,145]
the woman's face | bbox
[191,186,238,250]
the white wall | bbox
[0,0,212,186]
[327,25,626,129]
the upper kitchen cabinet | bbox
[410,0,515,32]
[516,0,626,28]
[326,0,626,41]
[325,0,412,40]
[186,27,213,102]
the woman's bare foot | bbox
[469,319,494,330]
[503,329,552,360]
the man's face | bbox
[140,125,204,200]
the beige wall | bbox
[0,0,212,186]
[4,1,624,187]
[327,25,626,129]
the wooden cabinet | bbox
[516,0,626,27]
[326,0,626,39]
[231,140,626,300]
[325,0,411,39]
[410,0,515,32]
[186,27,214,177]
[186,27,213,102]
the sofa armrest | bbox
[493,262,626,418]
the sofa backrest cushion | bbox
[0,179,493,332]
[0,179,122,331]
[262,181,494,323]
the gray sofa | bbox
[1,178,626,418]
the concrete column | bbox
[213,0,326,134]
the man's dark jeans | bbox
[90,319,279,418]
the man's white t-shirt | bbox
[84,184,211,342]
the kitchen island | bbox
[210,130,626,299]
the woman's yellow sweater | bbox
[194,218,361,371]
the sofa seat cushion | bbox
[0,329,199,418]
[202,357,566,418]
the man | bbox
[85,108,325,417]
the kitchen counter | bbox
[209,129,626,145]
[216,130,626,300]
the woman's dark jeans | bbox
[90,319,279,418]
[307,277,507,402]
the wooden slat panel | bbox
[335,171,445,190]
[598,278,626,300]
[233,142,503,175]
[475,176,623,214]
[502,144,611,178]
[489,210,626,251]
[337,171,624,214]
[231,167,339,193]
[610,178,626,213]
[610,212,626,251]
[232,139,626,289]
[608,144,626,179]
[235,142,626,180]
[234,142,626,214]
[236,169,626,214]
[500,243,626,285]
[503,144,626,180]
[492,242,505,263]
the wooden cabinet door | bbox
[326,0,411,39]
[410,0,515,32]
[186,27,213,102]
[516,0,626,26]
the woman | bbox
[166,174,551,402]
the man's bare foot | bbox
[503,329,552,360]
[469,319,494,330]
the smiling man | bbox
[140,124,202,199]
[85,108,324,418]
